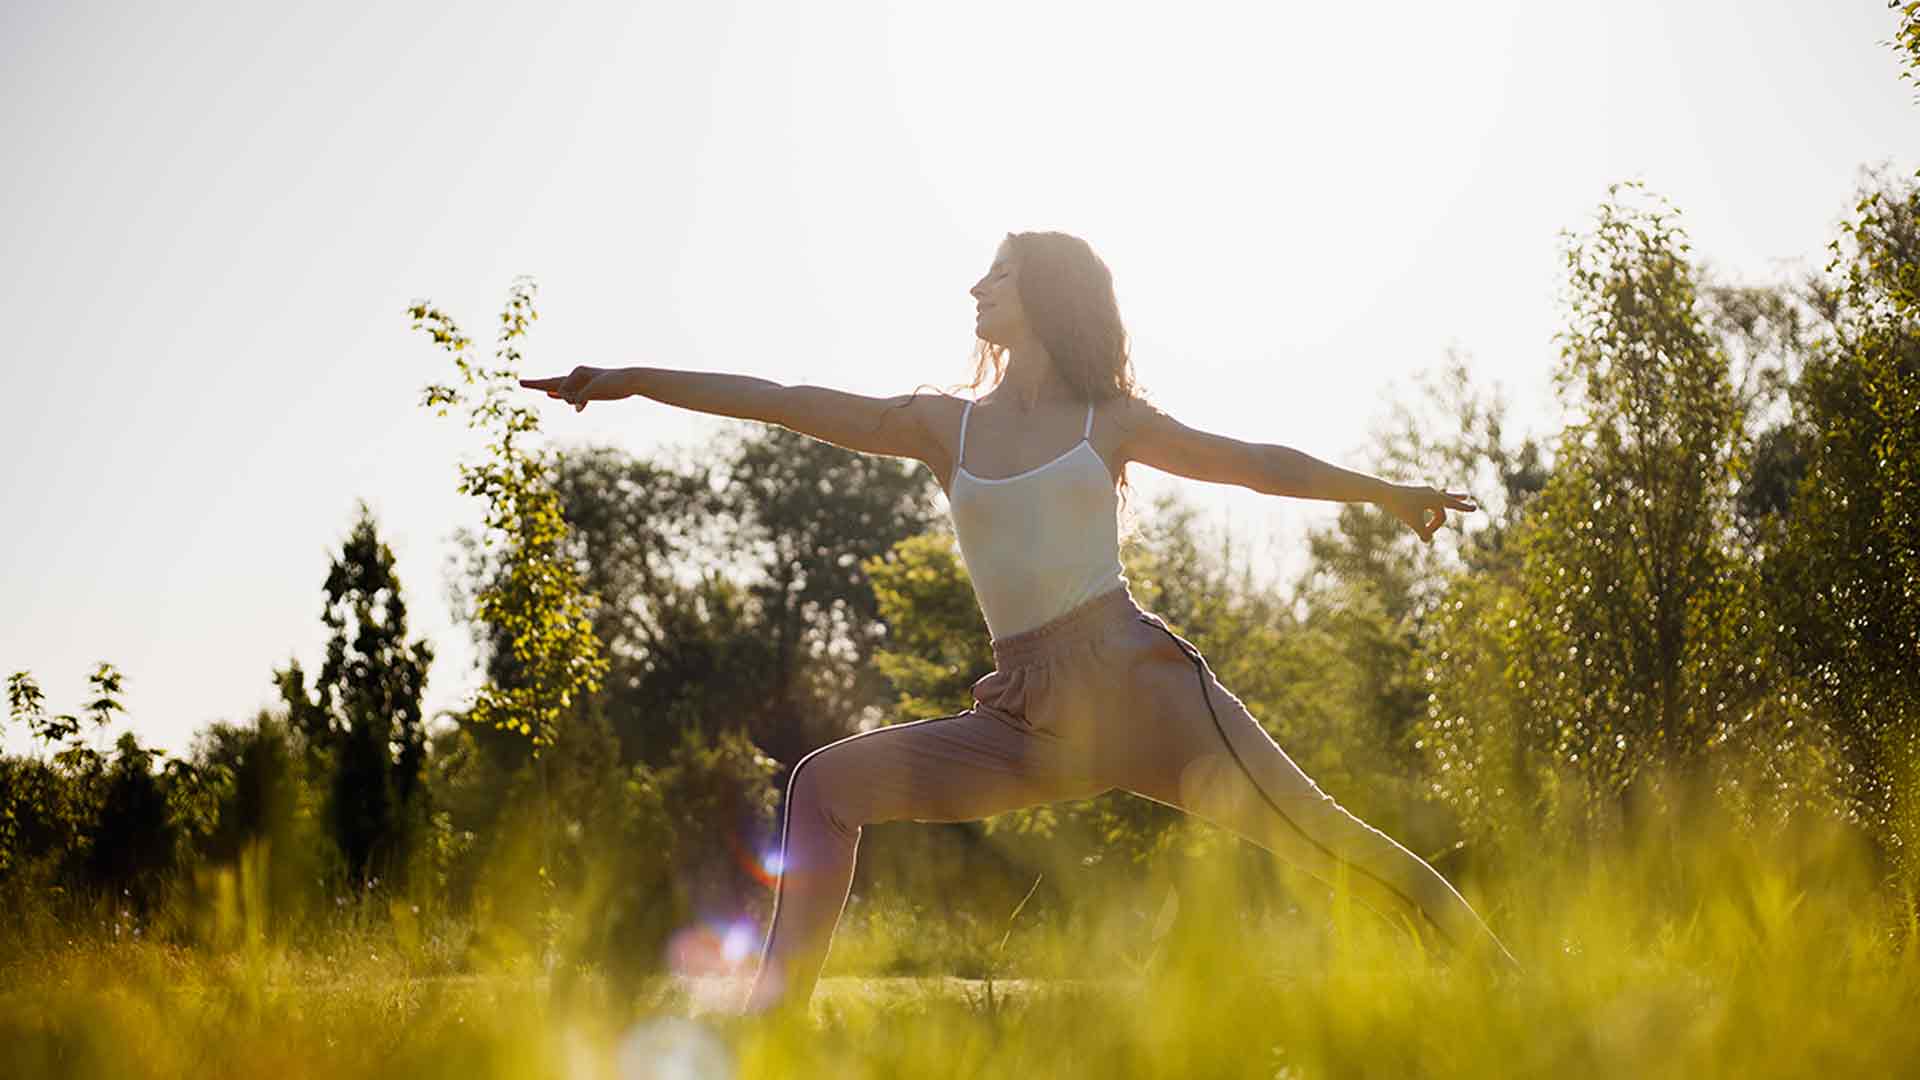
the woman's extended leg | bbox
[1127,617,1519,969]
[746,707,1103,1013]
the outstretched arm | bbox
[519,365,949,467]
[1117,401,1475,543]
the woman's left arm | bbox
[1117,402,1476,542]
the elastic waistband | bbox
[989,586,1142,669]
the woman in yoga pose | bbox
[521,230,1517,1012]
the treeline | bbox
[5,13,1917,977]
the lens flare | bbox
[721,921,755,965]
[666,916,763,977]
[722,829,782,888]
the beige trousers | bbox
[746,587,1511,1010]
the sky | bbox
[2,0,1914,757]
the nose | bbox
[970,281,987,301]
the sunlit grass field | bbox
[5,808,1917,1079]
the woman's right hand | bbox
[520,366,616,412]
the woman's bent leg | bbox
[746,708,1097,1013]
[1131,620,1519,969]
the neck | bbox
[996,338,1073,410]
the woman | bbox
[521,231,1518,1013]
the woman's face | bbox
[970,239,1027,346]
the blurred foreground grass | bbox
[5,809,1919,1079]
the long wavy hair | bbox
[961,231,1142,511]
[967,231,1139,404]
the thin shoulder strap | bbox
[1083,402,1095,441]
[957,400,975,472]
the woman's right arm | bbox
[521,365,951,468]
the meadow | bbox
[6,801,1916,1079]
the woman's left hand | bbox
[1380,484,1478,543]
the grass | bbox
[5,811,1919,1078]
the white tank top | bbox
[948,400,1127,639]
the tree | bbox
[1774,165,1920,869]
[3,668,115,892]
[276,501,434,889]
[505,442,772,766]
[864,530,993,720]
[721,426,941,762]
[188,710,332,931]
[1419,184,1774,839]
[1694,280,1819,548]
[648,726,782,930]
[1256,361,1551,864]
[1891,1,1920,103]
[2,665,213,920]
[460,427,942,768]
[415,279,615,965]
[85,733,184,918]
[5,666,126,890]
[415,279,608,757]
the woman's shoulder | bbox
[903,388,969,416]
[1099,392,1168,435]
[1090,393,1164,470]
[888,388,971,444]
